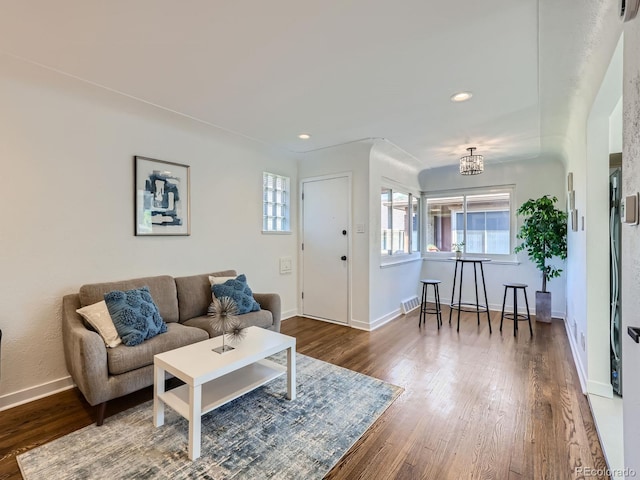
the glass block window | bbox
[263,172,290,232]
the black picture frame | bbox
[134,156,191,236]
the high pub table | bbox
[448,257,492,333]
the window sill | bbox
[422,255,520,266]
[261,230,292,235]
[380,253,422,268]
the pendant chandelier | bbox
[459,147,484,175]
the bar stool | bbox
[500,283,533,336]
[419,279,442,329]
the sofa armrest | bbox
[61,294,110,406]
[253,293,281,332]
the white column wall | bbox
[299,139,424,330]
[298,141,373,327]
[368,141,422,327]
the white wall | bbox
[610,98,623,154]
[369,141,422,327]
[419,158,567,319]
[0,54,298,408]
[298,140,373,327]
[622,17,640,475]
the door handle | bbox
[629,326,640,343]
[341,255,347,261]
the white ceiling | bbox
[0,0,623,169]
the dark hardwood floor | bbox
[0,308,608,479]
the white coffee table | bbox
[153,326,296,460]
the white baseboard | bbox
[552,310,566,320]
[368,309,402,331]
[293,307,405,331]
[564,318,587,394]
[588,380,614,398]
[280,308,298,320]
[349,310,403,331]
[0,376,75,412]
[349,318,371,330]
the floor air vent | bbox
[401,296,420,314]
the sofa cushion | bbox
[104,286,167,347]
[76,300,122,348]
[175,270,237,322]
[79,275,180,323]
[183,309,274,337]
[239,309,274,329]
[106,322,208,375]
[211,274,261,314]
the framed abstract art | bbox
[134,156,190,236]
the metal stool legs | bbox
[419,280,442,329]
[448,259,492,334]
[500,284,533,336]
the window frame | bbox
[380,181,421,265]
[422,185,517,262]
[262,171,291,234]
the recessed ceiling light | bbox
[450,92,473,102]
[298,133,311,140]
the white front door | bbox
[302,176,349,324]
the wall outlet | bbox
[580,332,586,351]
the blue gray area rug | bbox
[18,353,402,479]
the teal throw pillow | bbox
[104,286,167,346]
[211,274,261,315]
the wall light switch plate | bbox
[279,257,292,274]
[622,193,639,225]
[356,223,366,233]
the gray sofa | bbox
[62,270,281,425]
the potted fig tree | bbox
[514,195,567,323]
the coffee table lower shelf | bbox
[153,327,296,460]
[159,359,286,419]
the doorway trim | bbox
[299,172,353,326]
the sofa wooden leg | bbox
[96,402,107,426]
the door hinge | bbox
[302,192,304,200]
[302,292,304,299]
[301,243,304,251]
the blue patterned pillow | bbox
[211,274,261,315]
[104,286,167,346]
